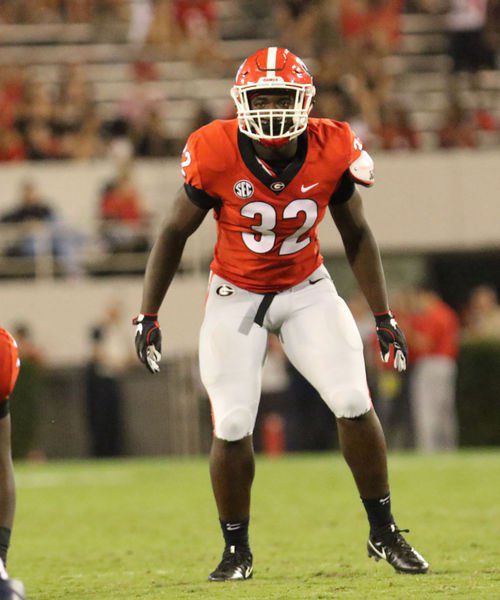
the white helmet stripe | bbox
[266,47,277,77]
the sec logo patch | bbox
[234,180,254,199]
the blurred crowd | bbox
[282,0,500,150]
[0,62,186,162]
[0,0,499,163]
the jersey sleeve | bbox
[343,123,375,187]
[329,171,355,206]
[181,130,219,210]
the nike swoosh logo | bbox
[225,524,242,530]
[368,539,386,560]
[309,278,323,285]
[301,183,319,193]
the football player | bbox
[134,47,428,580]
[0,328,25,599]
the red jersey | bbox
[410,300,460,361]
[0,328,20,403]
[182,118,372,293]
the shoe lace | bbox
[219,545,248,569]
[390,527,413,552]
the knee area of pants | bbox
[328,387,371,419]
[215,408,254,442]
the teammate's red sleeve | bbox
[0,329,20,404]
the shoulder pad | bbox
[349,150,374,187]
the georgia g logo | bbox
[217,284,234,296]
[234,180,254,200]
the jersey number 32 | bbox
[241,199,318,255]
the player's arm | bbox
[141,185,208,313]
[134,186,209,372]
[330,189,388,314]
[329,190,407,371]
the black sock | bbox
[220,518,250,549]
[361,494,393,531]
[0,527,11,564]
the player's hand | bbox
[133,313,162,374]
[375,311,408,372]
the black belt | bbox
[254,293,277,327]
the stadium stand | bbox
[0,0,498,161]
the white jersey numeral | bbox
[280,199,318,255]
[181,145,192,176]
[240,199,318,255]
[241,201,277,253]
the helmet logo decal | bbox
[234,180,254,199]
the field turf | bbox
[12,451,500,599]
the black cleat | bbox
[368,523,429,574]
[0,577,26,599]
[208,545,253,582]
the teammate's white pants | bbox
[410,356,457,452]
[199,265,372,441]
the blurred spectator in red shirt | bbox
[0,66,27,129]
[376,100,420,150]
[407,283,460,451]
[174,0,216,32]
[0,128,26,162]
[340,0,403,54]
[438,101,477,148]
[172,0,222,68]
[99,165,150,253]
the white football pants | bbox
[199,265,372,441]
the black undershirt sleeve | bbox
[329,171,356,206]
[0,401,10,420]
[184,183,219,210]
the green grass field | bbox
[11,451,500,599]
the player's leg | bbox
[337,410,389,500]
[279,276,428,573]
[279,280,390,495]
[199,275,268,581]
[0,413,15,566]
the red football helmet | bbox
[231,47,315,147]
[0,328,20,403]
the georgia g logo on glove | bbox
[132,314,162,374]
[375,311,408,372]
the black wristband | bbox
[374,311,393,325]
